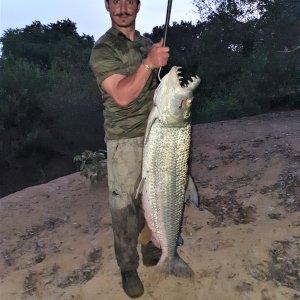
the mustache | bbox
[114,12,132,17]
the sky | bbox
[0,0,199,40]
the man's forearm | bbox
[112,62,153,107]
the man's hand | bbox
[144,38,170,69]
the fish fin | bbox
[185,175,200,207]
[144,108,157,145]
[160,253,194,278]
[135,178,145,199]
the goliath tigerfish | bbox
[137,66,201,277]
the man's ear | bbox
[137,3,140,13]
[105,0,110,11]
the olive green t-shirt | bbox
[89,27,157,140]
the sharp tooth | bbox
[176,67,182,74]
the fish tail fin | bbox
[160,253,194,278]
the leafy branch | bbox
[74,150,107,184]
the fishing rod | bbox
[158,0,173,80]
[163,0,173,47]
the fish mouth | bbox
[174,66,200,91]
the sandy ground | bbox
[0,110,299,300]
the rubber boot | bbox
[121,270,144,298]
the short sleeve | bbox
[89,43,128,85]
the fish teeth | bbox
[185,76,201,88]
[176,67,182,76]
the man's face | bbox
[105,0,140,29]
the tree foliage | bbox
[0,20,104,196]
[146,0,299,122]
[1,19,93,69]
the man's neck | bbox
[113,25,136,41]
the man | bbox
[89,0,170,298]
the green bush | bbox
[74,150,107,184]
[0,58,52,162]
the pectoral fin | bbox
[185,175,200,207]
[144,108,157,145]
[135,177,145,199]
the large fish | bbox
[137,66,201,277]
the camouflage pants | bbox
[106,136,145,271]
